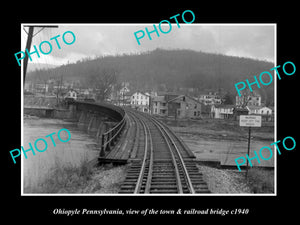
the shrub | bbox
[247,168,274,193]
[38,154,93,193]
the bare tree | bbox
[53,74,64,106]
[86,66,118,102]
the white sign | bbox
[239,115,262,127]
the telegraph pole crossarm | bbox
[23,25,58,85]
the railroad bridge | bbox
[69,101,210,194]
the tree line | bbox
[27,48,274,105]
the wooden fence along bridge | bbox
[70,101,210,194]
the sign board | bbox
[239,115,262,127]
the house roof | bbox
[132,91,150,97]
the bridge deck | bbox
[99,109,196,164]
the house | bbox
[246,105,261,115]
[168,95,202,119]
[65,89,77,100]
[246,105,273,121]
[119,86,130,96]
[211,105,235,119]
[118,85,131,106]
[152,95,168,116]
[246,106,272,115]
[121,92,133,106]
[258,106,272,115]
[236,92,261,107]
[198,92,222,105]
[130,92,150,112]
[152,93,202,119]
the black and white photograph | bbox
[21,24,276,195]
[4,5,298,220]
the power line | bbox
[23,25,58,85]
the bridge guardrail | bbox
[71,100,127,158]
[99,115,126,157]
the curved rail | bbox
[134,117,152,193]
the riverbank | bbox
[23,116,126,194]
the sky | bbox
[21,24,275,68]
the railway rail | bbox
[119,110,210,194]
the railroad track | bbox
[119,110,210,194]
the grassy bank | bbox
[247,168,274,193]
[198,165,274,194]
[25,155,126,194]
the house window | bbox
[194,111,197,116]
[194,104,197,109]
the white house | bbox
[247,106,272,115]
[258,106,272,115]
[130,92,150,112]
[211,105,234,119]
[246,105,261,115]
[65,89,77,100]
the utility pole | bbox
[23,26,34,83]
[246,126,251,178]
[23,25,58,85]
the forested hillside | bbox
[27,48,274,105]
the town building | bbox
[211,104,235,119]
[65,89,78,100]
[152,95,167,115]
[236,92,262,107]
[198,91,222,105]
[258,106,273,115]
[168,95,202,119]
[246,105,273,121]
[118,84,131,106]
[247,105,272,115]
[151,93,202,119]
[130,91,150,112]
